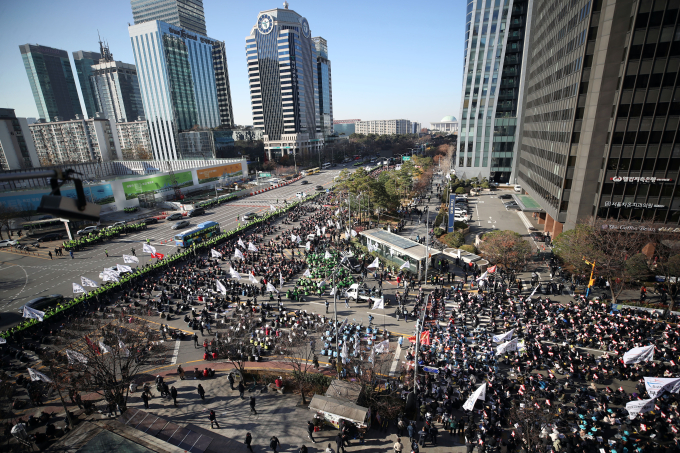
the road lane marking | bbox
[170,340,181,364]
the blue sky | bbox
[0,0,465,128]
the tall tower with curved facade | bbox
[246,3,324,160]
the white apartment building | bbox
[116,120,152,160]
[354,119,412,135]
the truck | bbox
[344,283,384,305]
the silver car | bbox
[172,220,190,230]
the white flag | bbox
[27,368,52,383]
[143,243,156,254]
[229,267,241,280]
[341,342,348,359]
[400,261,411,270]
[211,249,223,258]
[291,234,297,242]
[623,345,655,364]
[101,272,119,282]
[119,340,130,357]
[626,398,656,419]
[330,287,337,296]
[295,235,302,243]
[324,251,332,260]
[81,276,98,288]
[644,377,680,398]
[216,279,227,295]
[367,257,380,269]
[66,349,88,364]
[303,269,312,278]
[374,339,389,354]
[335,209,340,216]
[476,271,488,281]
[351,229,357,237]
[117,264,132,273]
[279,272,284,287]
[23,306,45,321]
[123,254,139,264]
[73,283,86,294]
[322,226,327,235]
[463,383,487,411]
[238,238,246,249]
[327,220,333,227]
[530,285,539,297]
[306,241,311,251]
[316,226,322,236]
[492,329,515,343]
[98,341,111,354]
[248,242,259,252]
[336,221,341,229]
[266,282,279,293]
[270,205,276,211]
[372,297,385,310]
[234,248,244,260]
[496,338,518,355]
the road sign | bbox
[259,172,272,178]
[402,156,411,161]
[448,194,456,232]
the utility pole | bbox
[424,205,430,283]
[412,293,428,421]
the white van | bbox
[269,178,281,187]
[514,185,522,193]
[345,283,383,305]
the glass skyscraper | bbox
[130,0,207,36]
[129,20,232,160]
[246,4,324,160]
[454,0,531,183]
[20,44,83,122]
[73,50,101,118]
[212,41,235,128]
[313,37,334,138]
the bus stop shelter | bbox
[359,229,440,281]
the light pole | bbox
[412,293,428,421]
[424,206,430,283]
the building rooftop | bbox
[439,116,457,122]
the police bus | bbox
[174,221,220,247]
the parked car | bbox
[108,221,127,229]
[514,185,522,192]
[300,180,309,185]
[37,233,64,242]
[172,220,190,230]
[315,185,324,191]
[498,194,513,200]
[167,212,184,221]
[144,217,159,225]
[530,232,546,242]
[241,213,256,221]
[188,207,205,217]
[0,239,18,247]
[77,226,98,235]
[506,205,521,211]
[18,294,64,313]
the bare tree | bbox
[44,318,168,415]
[507,396,558,453]
[479,230,533,271]
[279,332,317,404]
[0,204,19,239]
[216,309,258,378]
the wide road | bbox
[0,165,350,329]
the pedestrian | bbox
[245,432,254,452]
[70,250,74,259]
[335,433,345,453]
[171,386,178,407]
[209,409,219,428]
[394,437,404,453]
[238,380,245,399]
[197,384,205,400]
[250,396,257,415]
[48,251,53,259]
[325,443,334,453]
[325,300,329,313]
[193,333,199,348]
[307,420,316,443]
[228,372,235,390]
[177,365,185,380]
[407,421,415,442]
[104,249,109,257]
[299,446,308,453]
[131,247,136,256]
[142,391,149,409]
[270,435,280,453]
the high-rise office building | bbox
[73,50,101,118]
[129,20,232,160]
[20,44,83,122]
[313,37,334,138]
[516,0,680,235]
[246,3,324,160]
[0,109,39,170]
[212,41,235,128]
[130,0,207,36]
[333,119,361,135]
[89,43,145,124]
[453,0,531,183]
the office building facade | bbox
[454,0,531,183]
[129,20,231,160]
[212,41,235,128]
[516,0,680,234]
[178,130,215,159]
[354,119,413,135]
[246,4,324,160]
[313,37,334,137]
[29,116,121,166]
[130,0,207,36]
[20,44,83,122]
[73,50,101,118]
[0,109,39,170]
[90,60,145,123]
[333,119,360,135]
